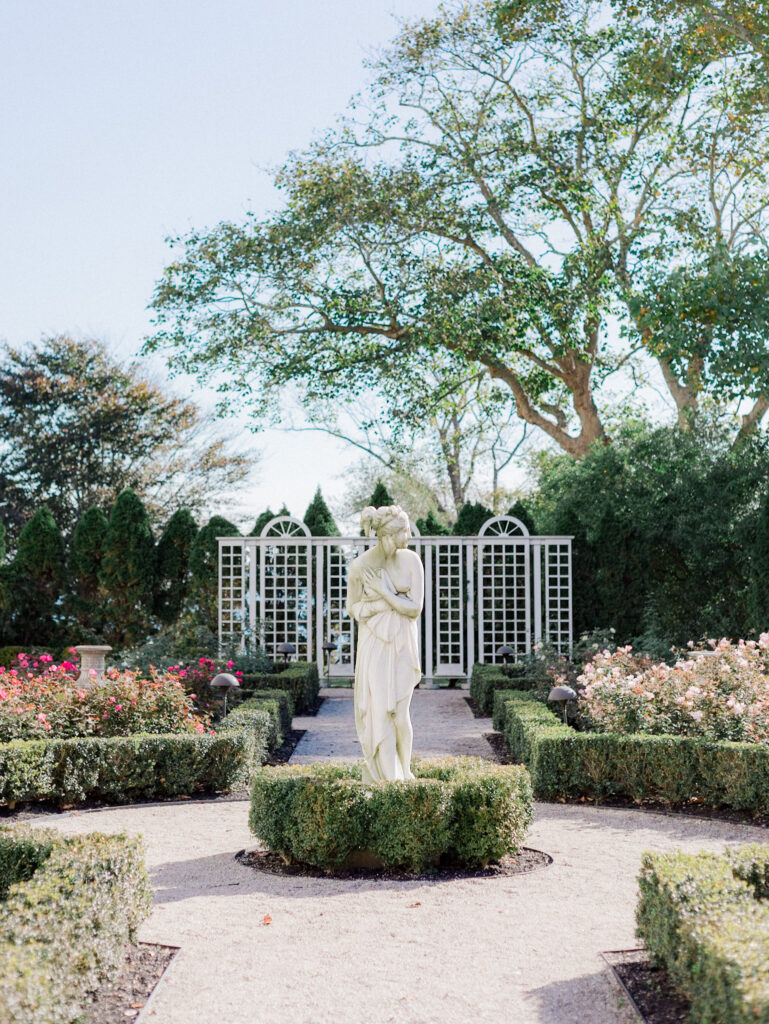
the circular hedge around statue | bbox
[248,757,533,872]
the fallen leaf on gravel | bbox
[407,902,421,908]
[262,914,272,925]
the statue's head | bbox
[361,505,411,552]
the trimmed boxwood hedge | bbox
[494,689,769,813]
[0,826,151,1024]
[637,845,769,1024]
[249,756,533,872]
[232,689,293,742]
[240,660,319,714]
[469,663,539,715]
[0,707,272,809]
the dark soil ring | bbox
[234,845,552,881]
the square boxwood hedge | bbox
[494,689,769,814]
[249,756,533,872]
[232,689,294,742]
[0,826,151,1024]
[637,845,769,1023]
[469,663,540,715]
[239,660,319,714]
[0,707,272,809]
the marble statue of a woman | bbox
[346,505,425,783]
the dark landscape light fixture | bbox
[496,644,515,665]
[548,684,577,723]
[322,640,337,676]
[276,641,296,665]
[210,672,240,718]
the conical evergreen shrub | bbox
[453,501,493,535]
[303,487,339,536]
[68,506,108,632]
[189,515,239,632]
[507,500,536,535]
[10,506,66,645]
[367,480,394,508]
[415,510,449,536]
[155,508,198,625]
[100,490,155,646]
[250,508,275,536]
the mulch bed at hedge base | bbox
[83,942,178,1024]
[603,950,690,1024]
[264,728,306,766]
[235,846,552,881]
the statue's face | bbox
[381,519,409,554]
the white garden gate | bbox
[218,515,572,679]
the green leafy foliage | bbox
[249,757,533,871]
[415,510,450,535]
[0,829,152,1024]
[637,845,769,1024]
[302,487,339,536]
[249,508,276,536]
[452,501,493,536]
[100,490,155,646]
[0,336,254,543]
[533,424,769,645]
[188,514,239,633]
[367,481,394,508]
[154,508,198,624]
[8,507,65,647]
[67,506,108,635]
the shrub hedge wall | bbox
[0,827,151,1024]
[0,708,271,809]
[233,689,293,741]
[494,690,769,813]
[249,756,533,872]
[240,660,319,714]
[636,845,769,1024]
[470,663,539,715]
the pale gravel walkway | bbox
[22,688,769,1024]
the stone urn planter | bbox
[74,645,112,689]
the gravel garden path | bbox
[27,688,769,1024]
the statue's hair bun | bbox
[360,504,409,538]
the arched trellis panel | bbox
[219,515,572,675]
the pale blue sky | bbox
[0,0,440,525]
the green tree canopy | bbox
[415,510,450,536]
[303,487,339,536]
[155,508,198,625]
[453,501,493,536]
[100,490,156,647]
[148,0,769,456]
[9,506,65,646]
[249,509,276,536]
[0,335,256,543]
[367,481,394,509]
[189,515,240,633]
[68,506,108,634]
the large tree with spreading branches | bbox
[148,0,769,454]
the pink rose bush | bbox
[576,636,769,744]
[0,657,210,741]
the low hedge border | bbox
[0,826,151,1024]
[240,661,320,714]
[469,663,540,715]
[494,689,769,813]
[231,689,294,742]
[636,845,769,1024]
[221,696,286,752]
[249,756,533,872]
[0,707,272,809]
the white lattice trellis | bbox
[219,515,572,676]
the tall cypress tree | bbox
[452,501,493,536]
[189,515,240,632]
[303,487,339,536]
[10,506,66,645]
[416,510,449,536]
[367,480,394,507]
[155,508,198,625]
[250,508,275,536]
[68,506,108,631]
[100,489,155,646]
[507,500,537,535]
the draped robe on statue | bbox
[347,568,421,782]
